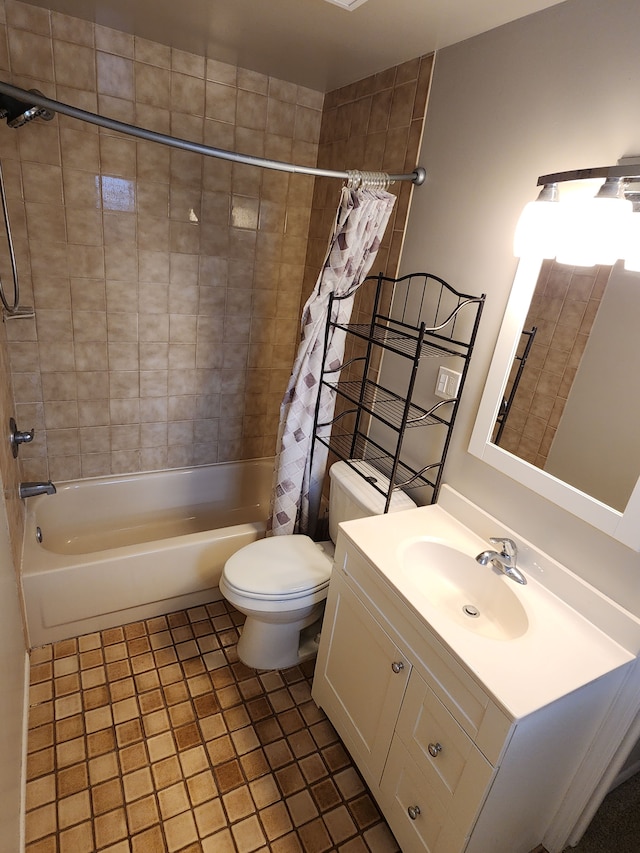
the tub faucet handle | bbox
[9,417,34,458]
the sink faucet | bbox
[476,537,527,585]
[19,481,57,499]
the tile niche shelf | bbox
[312,271,485,510]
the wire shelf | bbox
[337,321,468,359]
[317,433,440,493]
[322,378,453,431]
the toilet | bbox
[219,459,416,670]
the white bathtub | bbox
[21,458,273,646]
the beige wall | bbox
[398,0,640,613]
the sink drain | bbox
[462,604,480,618]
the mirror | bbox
[469,255,640,551]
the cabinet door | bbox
[313,577,411,782]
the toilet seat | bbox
[222,534,332,602]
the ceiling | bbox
[26,0,568,92]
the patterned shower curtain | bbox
[268,185,396,537]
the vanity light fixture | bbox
[514,163,640,267]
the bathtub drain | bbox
[462,604,480,618]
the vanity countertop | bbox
[336,496,638,721]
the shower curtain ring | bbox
[345,170,392,191]
[346,170,362,189]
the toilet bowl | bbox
[220,535,334,670]
[220,460,416,670]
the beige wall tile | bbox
[135,36,171,70]
[95,24,133,59]
[96,50,135,100]
[8,28,53,79]
[51,11,93,47]
[171,73,205,117]
[206,57,236,86]
[135,63,170,108]
[54,40,95,89]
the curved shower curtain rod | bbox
[0,80,426,186]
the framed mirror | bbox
[469,255,640,551]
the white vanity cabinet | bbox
[312,530,634,853]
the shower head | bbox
[0,89,55,128]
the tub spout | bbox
[19,480,57,499]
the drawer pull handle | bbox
[428,742,443,758]
[408,805,421,820]
[391,661,405,674]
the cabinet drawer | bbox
[396,670,493,821]
[380,736,471,853]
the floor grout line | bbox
[24,601,400,853]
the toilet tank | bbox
[328,460,417,543]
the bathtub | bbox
[21,458,273,647]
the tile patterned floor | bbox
[24,600,400,853]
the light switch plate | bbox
[435,367,462,399]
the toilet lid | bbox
[223,535,332,599]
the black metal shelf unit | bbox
[312,271,485,511]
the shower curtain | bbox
[268,185,396,537]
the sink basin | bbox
[398,539,529,641]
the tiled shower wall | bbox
[0,0,322,485]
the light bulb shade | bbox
[590,195,633,264]
[555,194,632,267]
[513,198,559,258]
[554,199,597,266]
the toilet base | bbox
[236,605,325,670]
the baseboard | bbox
[609,758,640,791]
